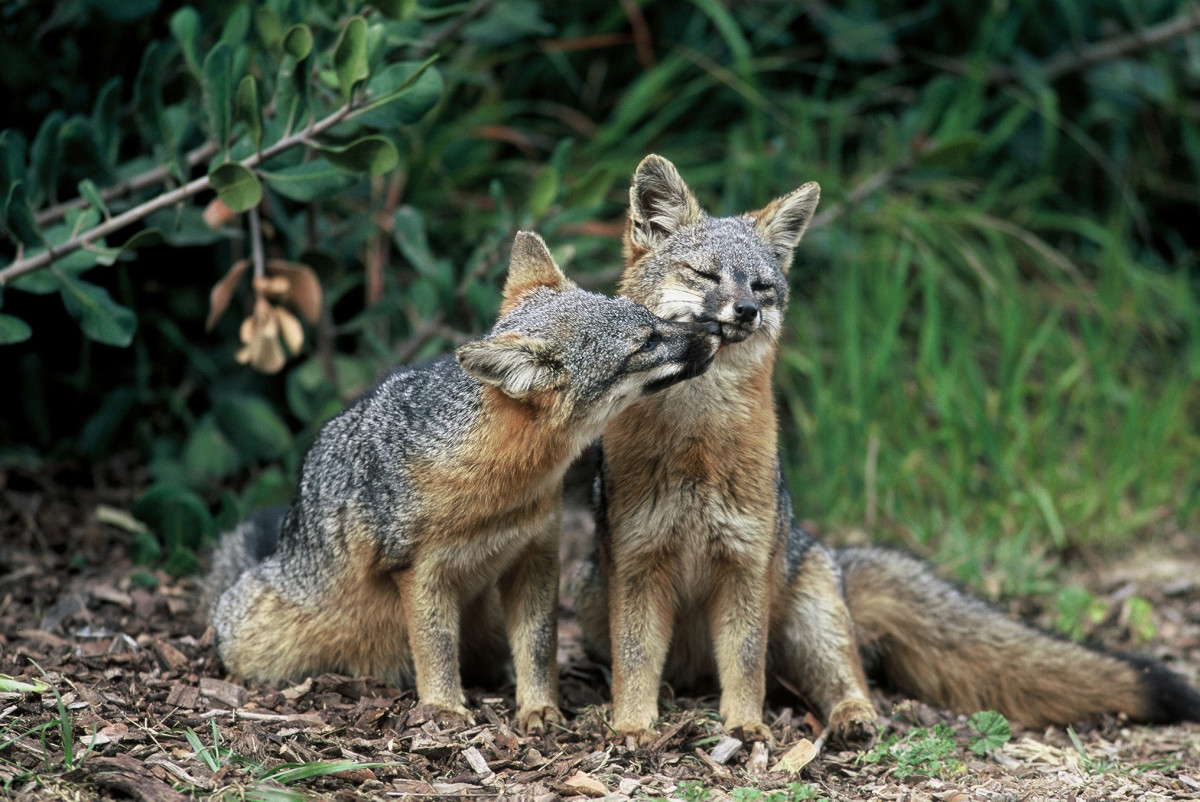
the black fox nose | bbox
[700,320,722,336]
[733,300,759,324]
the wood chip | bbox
[463,745,491,775]
[165,682,200,709]
[746,740,770,774]
[64,756,189,802]
[772,738,818,774]
[563,770,608,798]
[710,735,743,764]
[198,677,247,708]
[153,640,189,671]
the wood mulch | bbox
[2,458,1198,800]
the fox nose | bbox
[700,320,722,337]
[733,300,759,324]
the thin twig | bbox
[33,142,221,228]
[0,101,359,287]
[925,5,1200,85]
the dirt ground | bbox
[2,457,1198,801]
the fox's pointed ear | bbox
[500,231,574,315]
[457,331,565,399]
[752,182,820,271]
[625,155,703,262]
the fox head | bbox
[620,154,819,369]
[457,231,720,439]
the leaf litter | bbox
[1,457,1197,800]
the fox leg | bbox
[707,556,772,740]
[771,544,877,745]
[397,563,472,722]
[608,556,676,742]
[498,513,564,733]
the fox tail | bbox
[202,506,287,616]
[838,546,1200,727]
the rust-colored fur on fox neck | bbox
[413,385,575,542]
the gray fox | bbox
[573,155,1200,745]
[205,231,720,732]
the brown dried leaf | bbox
[266,259,323,323]
[276,306,304,354]
[202,197,238,230]
[207,258,251,332]
[772,737,818,774]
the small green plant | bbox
[675,780,712,801]
[1067,726,1120,775]
[1055,586,1108,641]
[860,723,962,778]
[968,711,1012,755]
[728,783,829,802]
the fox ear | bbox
[752,182,820,270]
[457,331,565,399]
[625,155,703,261]
[501,231,574,315]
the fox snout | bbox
[641,319,720,395]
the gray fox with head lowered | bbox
[573,155,1200,745]
[205,231,720,732]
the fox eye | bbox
[687,265,721,283]
[751,280,772,293]
[639,330,663,352]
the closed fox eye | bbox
[684,264,720,283]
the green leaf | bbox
[376,0,418,20]
[968,711,1011,755]
[236,75,263,151]
[254,6,285,52]
[462,0,553,46]
[219,3,251,47]
[134,40,170,147]
[203,43,234,156]
[213,394,293,460]
[78,178,110,219]
[316,136,398,176]
[182,416,242,483]
[92,228,165,267]
[0,313,32,344]
[91,77,122,166]
[56,272,137,346]
[170,6,202,76]
[351,59,443,129]
[29,110,65,206]
[282,24,314,60]
[209,162,262,212]
[131,484,216,551]
[2,180,43,247]
[0,128,27,188]
[527,165,559,220]
[564,164,614,208]
[333,16,370,102]
[259,159,355,202]
[0,674,51,693]
[286,355,372,423]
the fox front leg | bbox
[608,558,676,745]
[397,566,474,723]
[707,555,773,743]
[498,516,565,733]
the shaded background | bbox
[2,0,1198,608]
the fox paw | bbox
[516,704,564,734]
[615,727,659,749]
[726,719,775,747]
[827,699,878,747]
[430,703,476,729]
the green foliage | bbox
[728,781,829,802]
[861,723,963,778]
[1,0,1198,589]
[968,711,1012,755]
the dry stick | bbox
[0,101,357,288]
[34,142,222,228]
[925,6,1200,85]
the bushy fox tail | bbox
[838,547,1200,727]
[202,506,287,616]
